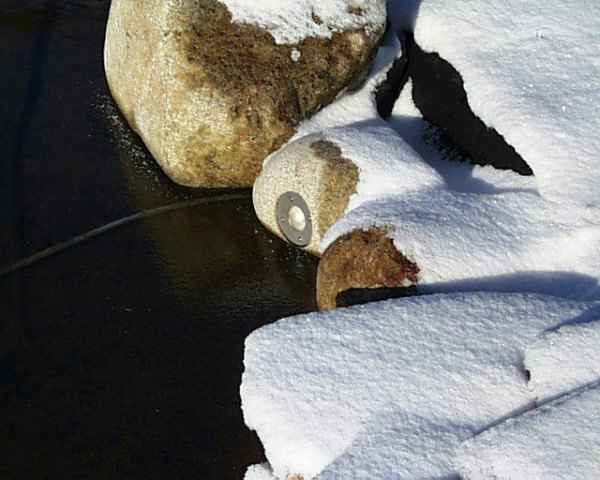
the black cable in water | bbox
[0,192,251,279]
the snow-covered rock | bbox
[104,0,385,187]
[414,0,600,208]
[252,30,412,254]
[456,384,600,480]
[322,188,600,297]
[253,123,442,255]
[240,293,595,479]
[219,0,386,45]
[316,77,600,301]
[242,2,600,478]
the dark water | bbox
[0,1,318,478]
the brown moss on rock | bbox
[317,228,419,310]
[311,140,360,239]
[184,1,379,121]
[104,0,385,187]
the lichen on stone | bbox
[175,0,383,186]
[310,140,359,238]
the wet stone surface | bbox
[0,1,318,478]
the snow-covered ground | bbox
[242,0,600,478]
[526,316,600,402]
[242,294,599,479]
[456,384,600,480]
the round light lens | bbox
[275,191,312,248]
[288,205,306,232]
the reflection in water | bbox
[102,93,317,311]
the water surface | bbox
[0,2,318,478]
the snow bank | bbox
[317,412,468,480]
[456,384,600,480]
[218,0,386,45]
[322,125,444,208]
[244,3,600,478]
[322,189,600,296]
[414,1,600,208]
[526,316,600,402]
[317,79,600,298]
[241,293,594,479]
[391,79,539,196]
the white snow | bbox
[322,125,444,209]
[241,293,595,479]
[456,384,600,480]
[244,464,276,480]
[414,0,600,208]
[243,2,600,479]
[526,317,600,402]
[318,411,468,480]
[319,63,600,300]
[217,0,386,45]
[322,189,600,298]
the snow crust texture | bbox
[243,2,600,479]
[322,187,600,294]
[321,67,600,300]
[456,385,600,480]
[218,0,386,45]
[526,317,600,402]
[321,125,443,210]
[414,1,600,208]
[241,293,595,479]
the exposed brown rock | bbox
[104,0,385,187]
[317,227,419,310]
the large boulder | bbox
[104,0,386,187]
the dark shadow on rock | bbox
[405,32,533,176]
